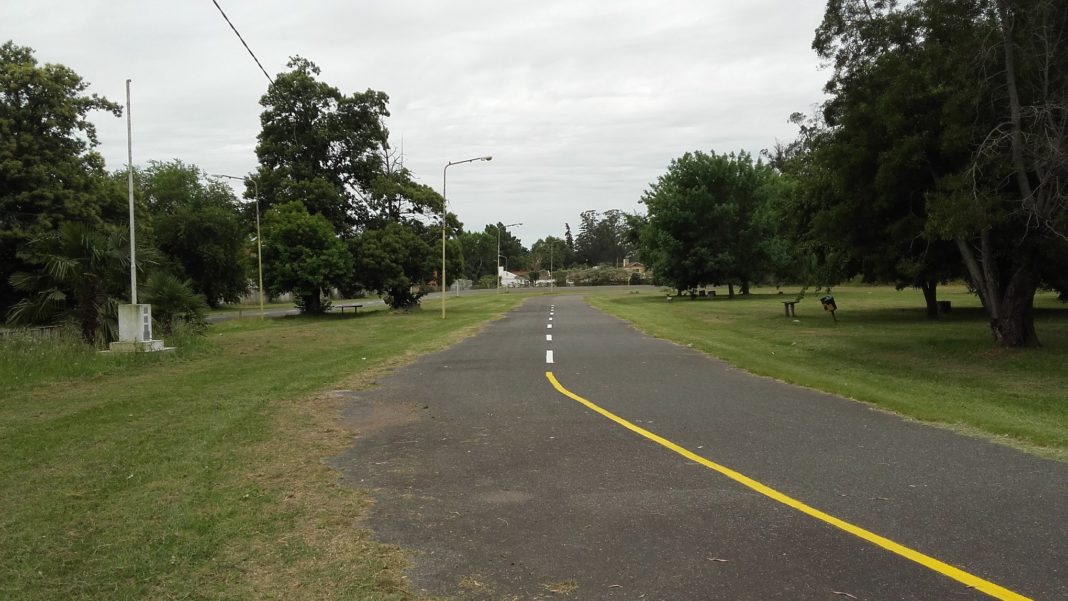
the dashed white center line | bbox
[546,350,554,364]
[546,334,552,341]
[547,324,552,329]
[549,317,553,321]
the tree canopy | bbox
[574,209,632,267]
[639,151,783,295]
[140,161,249,307]
[260,201,351,314]
[253,56,390,234]
[801,0,1068,345]
[350,222,434,309]
[0,41,122,313]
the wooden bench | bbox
[782,301,799,317]
[335,304,363,314]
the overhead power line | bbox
[211,0,274,85]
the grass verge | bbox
[0,294,527,600]
[589,284,1068,460]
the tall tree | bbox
[813,0,1068,344]
[530,236,573,272]
[253,56,390,234]
[456,230,496,282]
[945,0,1068,345]
[805,5,969,316]
[573,210,632,266]
[488,223,527,273]
[0,41,122,315]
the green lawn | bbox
[590,284,1068,459]
[0,294,526,600]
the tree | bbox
[0,41,122,315]
[253,56,390,234]
[351,222,434,309]
[489,223,527,273]
[6,222,138,345]
[946,0,1068,345]
[795,6,971,317]
[456,230,495,282]
[812,0,1068,344]
[260,201,351,314]
[364,146,443,228]
[639,151,782,296]
[530,236,573,273]
[140,161,249,307]
[574,210,632,266]
[142,272,206,335]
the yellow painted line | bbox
[545,371,1031,601]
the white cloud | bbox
[5,0,828,244]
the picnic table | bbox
[782,300,799,317]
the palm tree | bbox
[142,272,206,335]
[6,222,136,346]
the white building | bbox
[498,266,522,287]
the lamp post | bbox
[214,173,264,319]
[442,155,492,319]
[125,79,137,305]
[496,222,522,294]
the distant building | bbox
[623,257,647,277]
[498,266,522,287]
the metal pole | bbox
[440,156,492,319]
[441,163,448,319]
[126,79,137,304]
[252,179,263,319]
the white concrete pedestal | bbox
[108,303,167,353]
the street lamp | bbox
[442,155,492,319]
[549,241,554,293]
[214,173,264,319]
[496,222,522,294]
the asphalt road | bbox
[331,295,1067,600]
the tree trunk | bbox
[741,281,751,295]
[990,267,1041,347]
[956,238,1040,347]
[727,283,735,298]
[301,290,324,315]
[920,280,939,319]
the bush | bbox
[142,272,207,336]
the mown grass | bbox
[590,284,1068,459]
[0,294,527,600]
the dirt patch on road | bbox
[338,393,427,435]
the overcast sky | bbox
[6,0,829,246]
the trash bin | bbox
[820,295,837,312]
